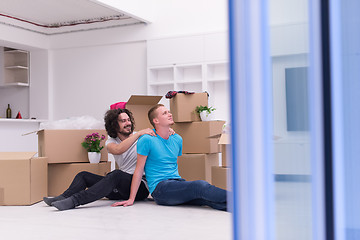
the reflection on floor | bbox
[0,199,232,240]
[276,181,312,240]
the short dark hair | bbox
[148,104,164,128]
[104,108,135,138]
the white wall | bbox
[51,41,147,121]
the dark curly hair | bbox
[104,108,135,138]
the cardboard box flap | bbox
[126,95,162,106]
[208,134,222,139]
[0,152,37,160]
[218,133,230,145]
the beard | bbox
[119,125,133,136]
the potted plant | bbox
[195,105,216,121]
[81,132,106,163]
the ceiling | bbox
[0,0,150,35]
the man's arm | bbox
[111,154,147,207]
[107,128,155,155]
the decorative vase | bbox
[88,152,101,164]
[200,111,212,121]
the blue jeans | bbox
[151,179,227,211]
[62,170,149,206]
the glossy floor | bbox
[0,199,232,240]
[0,181,312,240]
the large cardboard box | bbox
[38,129,108,164]
[48,162,111,196]
[0,152,47,205]
[173,121,225,153]
[178,153,219,182]
[170,92,208,122]
[219,133,230,166]
[211,166,230,190]
[125,95,162,131]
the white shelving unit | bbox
[206,62,229,82]
[2,48,30,87]
[148,63,229,121]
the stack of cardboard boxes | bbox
[170,92,225,184]
[0,129,111,205]
[0,152,48,205]
[1,94,230,205]
[211,133,231,190]
[38,129,111,196]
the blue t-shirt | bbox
[137,133,183,193]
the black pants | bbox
[62,170,149,206]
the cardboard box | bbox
[48,162,111,196]
[178,153,219,182]
[211,166,230,190]
[0,152,47,205]
[173,121,225,153]
[125,95,162,131]
[219,133,230,166]
[38,129,108,164]
[170,92,209,122]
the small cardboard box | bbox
[0,152,47,205]
[37,129,108,164]
[173,121,225,153]
[219,133,230,166]
[48,161,111,196]
[211,166,230,190]
[170,92,209,122]
[125,95,162,131]
[178,153,219,182]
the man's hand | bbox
[169,128,176,135]
[111,199,134,207]
[139,128,156,137]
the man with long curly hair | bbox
[44,108,156,211]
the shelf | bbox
[0,82,29,88]
[148,67,174,83]
[175,79,202,84]
[206,62,228,81]
[207,78,229,83]
[148,83,174,97]
[4,49,28,54]
[175,82,202,92]
[175,65,202,82]
[148,81,174,86]
[5,66,28,69]
[2,47,30,86]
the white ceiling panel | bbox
[0,0,151,35]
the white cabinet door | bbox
[147,35,204,66]
[204,32,228,62]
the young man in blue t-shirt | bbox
[112,104,227,211]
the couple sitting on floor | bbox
[43,105,227,211]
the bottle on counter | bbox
[6,104,12,118]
